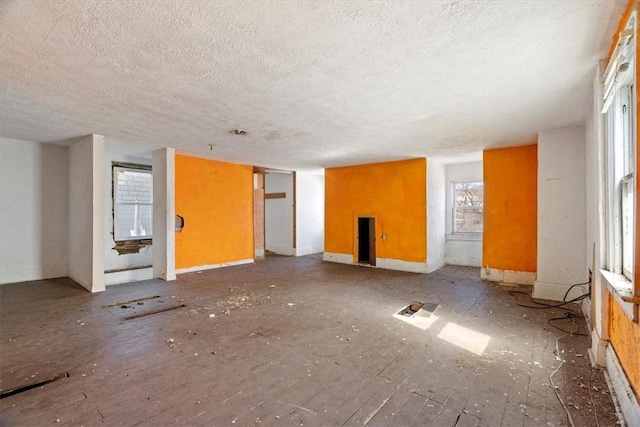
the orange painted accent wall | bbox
[175,154,254,269]
[482,144,537,272]
[609,295,640,400]
[325,158,427,263]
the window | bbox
[113,164,153,241]
[603,21,636,283]
[453,181,483,233]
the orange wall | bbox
[175,154,254,269]
[325,158,427,263]
[609,295,640,400]
[482,144,537,272]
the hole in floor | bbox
[398,302,424,317]
[397,301,439,317]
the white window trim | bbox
[602,11,637,317]
[112,163,153,242]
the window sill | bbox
[600,269,635,319]
[446,233,482,242]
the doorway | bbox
[357,217,376,266]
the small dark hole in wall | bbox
[176,215,185,232]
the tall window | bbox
[603,22,636,282]
[113,164,153,241]
[453,181,484,233]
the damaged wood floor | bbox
[0,256,620,426]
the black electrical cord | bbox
[508,281,590,313]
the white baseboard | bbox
[295,246,324,257]
[426,258,445,273]
[606,345,640,427]
[378,258,428,274]
[480,268,536,285]
[533,281,588,302]
[322,252,353,264]
[266,246,295,256]
[323,252,427,274]
[105,267,153,286]
[0,264,68,285]
[176,259,254,274]
[444,256,481,267]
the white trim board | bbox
[480,268,536,285]
[323,252,427,274]
[533,281,589,302]
[444,256,481,267]
[0,264,68,285]
[176,259,254,275]
[605,345,640,427]
[105,267,153,286]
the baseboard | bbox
[323,252,427,274]
[105,267,153,286]
[176,259,254,274]
[533,281,588,302]
[378,258,428,274]
[295,246,324,257]
[322,252,353,264]
[480,268,536,285]
[0,264,68,285]
[266,246,295,256]
[444,256,481,267]
[426,258,445,273]
[606,345,640,426]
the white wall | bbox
[0,138,69,284]
[69,135,105,292]
[427,159,446,272]
[534,126,587,301]
[265,172,294,256]
[444,161,483,267]
[104,152,153,273]
[295,172,324,256]
[152,148,176,281]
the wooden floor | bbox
[0,256,619,426]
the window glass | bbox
[113,166,153,241]
[453,181,483,233]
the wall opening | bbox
[357,217,376,265]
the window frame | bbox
[602,13,637,313]
[111,162,153,243]
[451,180,484,235]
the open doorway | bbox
[357,217,376,266]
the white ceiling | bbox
[0,0,626,169]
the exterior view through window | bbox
[453,181,483,233]
[113,166,153,241]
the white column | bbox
[68,134,105,292]
[534,126,587,301]
[152,148,176,281]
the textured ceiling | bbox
[0,0,627,168]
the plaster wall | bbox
[482,144,537,283]
[68,134,105,292]
[0,138,69,284]
[265,173,294,256]
[152,148,175,281]
[175,154,253,270]
[534,126,587,300]
[427,159,446,272]
[295,172,324,256]
[324,158,427,273]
